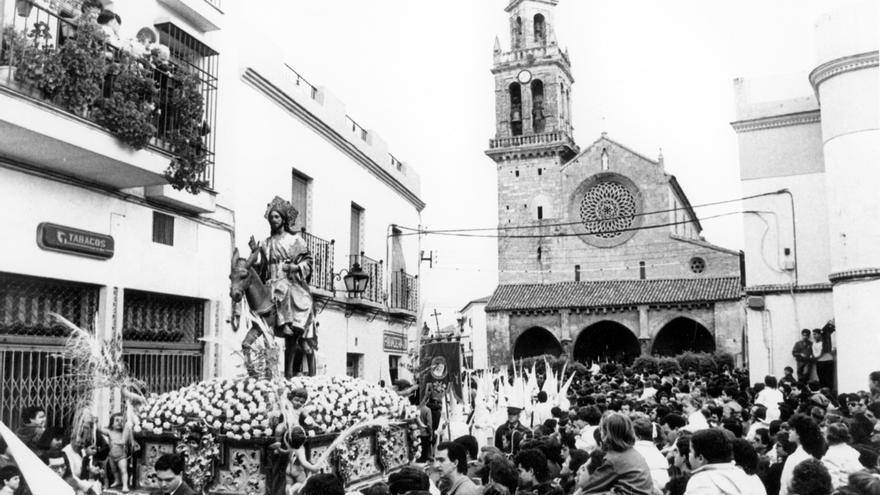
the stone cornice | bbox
[828,267,880,285]
[745,283,832,295]
[809,51,880,91]
[241,68,426,212]
[730,110,821,134]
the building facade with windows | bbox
[0,0,228,430]
[218,19,424,383]
[483,0,745,367]
[732,0,878,392]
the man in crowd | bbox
[15,407,45,452]
[792,329,814,383]
[685,429,759,495]
[434,441,481,495]
[495,406,531,455]
[152,453,195,495]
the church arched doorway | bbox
[513,327,562,360]
[573,321,641,364]
[652,317,715,356]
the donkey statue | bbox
[229,248,316,377]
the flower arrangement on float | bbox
[133,375,418,438]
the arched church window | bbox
[531,79,545,133]
[509,82,523,136]
[534,14,546,45]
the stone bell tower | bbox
[486,0,579,284]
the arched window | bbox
[531,79,545,133]
[534,14,546,45]
[509,82,523,136]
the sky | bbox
[264,0,840,329]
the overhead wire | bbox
[396,210,743,239]
[394,190,784,236]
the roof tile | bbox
[486,277,742,311]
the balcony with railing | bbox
[301,228,335,293]
[489,131,574,150]
[348,253,384,305]
[0,3,217,205]
[388,269,418,315]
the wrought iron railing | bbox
[301,228,335,292]
[122,289,205,343]
[389,269,418,313]
[348,253,383,304]
[0,2,217,188]
[123,348,203,395]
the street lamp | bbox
[335,262,370,297]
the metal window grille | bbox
[389,270,418,312]
[300,229,335,292]
[122,349,202,395]
[348,254,383,304]
[152,212,175,246]
[154,22,218,188]
[0,345,84,432]
[0,273,98,431]
[122,289,204,343]
[0,272,99,337]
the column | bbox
[810,0,880,392]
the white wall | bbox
[0,167,231,301]
[745,291,833,381]
[462,302,489,370]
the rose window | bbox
[579,181,637,238]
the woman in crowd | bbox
[823,423,865,489]
[574,412,654,495]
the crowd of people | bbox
[1,360,879,495]
[329,363,880,495]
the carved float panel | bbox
[209,446,266,495]
[137,441,176,490]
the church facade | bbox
[484,0,745,367]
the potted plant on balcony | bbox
[92,49,158,148]
[163,69,210,194]
[54,14,107,116]
[0,26,27,81]
[11,21,59,98]
[16,0,34,17]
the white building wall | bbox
[461,302,489,370]
[210,24,423,382]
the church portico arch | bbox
[513,326,563,359]
[651,316,715,356]
[573,320,641,364]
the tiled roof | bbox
[486,277,742,311]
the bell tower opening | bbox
[534,14,546,45]
[531,79,545,133]
[513,16,523,49]
[509,83,523,136]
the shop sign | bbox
[383,331,407,353]
[37,222,114,259]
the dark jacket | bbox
[494,421,532,455]
[150,481,197,495]
[791,340,812,362]
[579,448,654,495]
